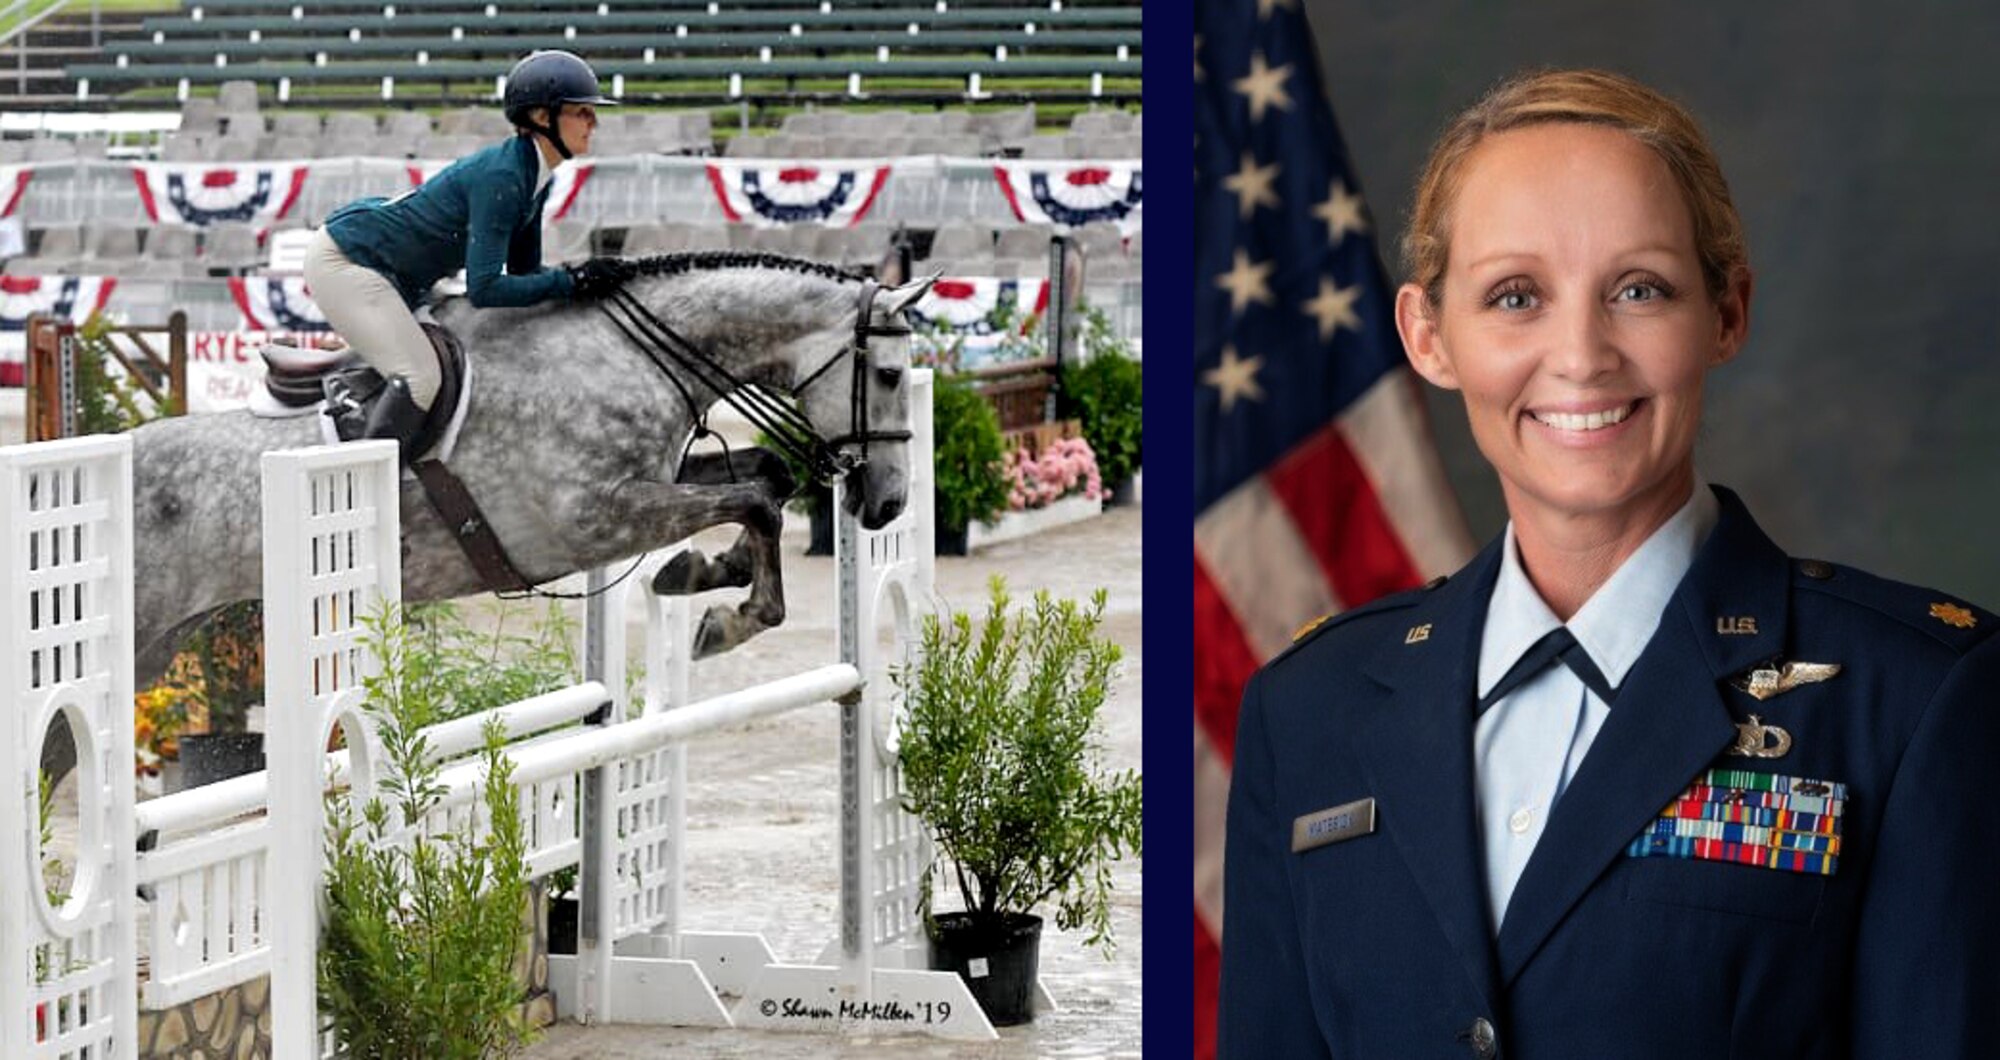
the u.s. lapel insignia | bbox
[1732,660,1842,702]
[1931,602,1977,629]
[1728,714,1792,759]
[1405,623,1432,645]
[1716,616,1759,635]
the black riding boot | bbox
[360,376,431,463]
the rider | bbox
[303,49,637,457]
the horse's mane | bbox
[626,250,865,284]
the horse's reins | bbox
[597,277,912,491]
[484,276,911,604]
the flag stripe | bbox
[1194,475,1341,660]
[1339,368,1477,579]
[1194,714,1232,933]
[1266,422,1422,609]
[1192,556,1264,763]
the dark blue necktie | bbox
[1477,627,1618,713]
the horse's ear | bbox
[881,271,939,317]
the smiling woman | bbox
[1218,68,2000,1060]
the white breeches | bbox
[301,227,440,409]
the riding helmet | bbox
[503,51,616,157]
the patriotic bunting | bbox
[994,161,1144,234]
[228,276,330,332]
[131,162,309,229]
[705,159,892,226]
[407,160,594,223]
[0,274,118,385]
[906,276,1051,369]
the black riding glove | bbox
[569,257,637,300]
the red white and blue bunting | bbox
[131,162,309,229]
[0,274,117,385]
[993,161,1143,234]
[907,277,1049,334]
[907,276,1051,369]
[406,161,594,223]
[228,276,330,333]
[706,160,892,227]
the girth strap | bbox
[411,459,532,594]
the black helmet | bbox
[504,51,616,158]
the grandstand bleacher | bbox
[0,0,1143,388]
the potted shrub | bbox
[893,577,1143,1025]
[175,600,267,789]
[319,605,535,1059]
[930,375,1009,555]
[1061,307,1142,505]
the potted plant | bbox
[930,375,1009,556]
[175,600,267,789]
[1061,307,1142,506]
[893,577,1143,1025]
[319,605,535,1059]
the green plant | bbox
[930,375,1010,533]
[180,600,263,733]
[319,605,534,1060]
[894,577,1142,956]
[1062,308,1143,489]
[400,601,580,724]
[72,312,180,436]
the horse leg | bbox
[608,477,788,659]
[652,447,798,598]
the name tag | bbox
[1292,797,1376,853]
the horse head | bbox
[791,274,932,530]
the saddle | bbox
[258,323,467,464]
[259,324,531,594]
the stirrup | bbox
[357,376,430,463]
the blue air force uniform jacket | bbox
[323,134,574,309]
[1219,485,2000,1059]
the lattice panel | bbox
[611,746,681,939]
[0,436,136,1059]
[301,467,384,704]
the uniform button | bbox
[1467,1016,1497,1058]
[1508,808,1533,834]
[1798,559,1834,580]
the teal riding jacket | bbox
[323,134,576,310]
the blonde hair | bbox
[1402,68,1748,307]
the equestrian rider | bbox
[302,50,637,457]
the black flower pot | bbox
[807,496,833,557]
[1106,475,1137,508]
[935,521,970,557]
[927,912,1042,1026]
[174,732,265,791]
[547,896,578,955]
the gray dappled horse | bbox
[130,251,929,689]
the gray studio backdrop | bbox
[1310,3,2000,605]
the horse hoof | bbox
[652,551,703,596]
[692,607,729,658]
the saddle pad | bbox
[246,353,473,469]
[1625,768,1846,876]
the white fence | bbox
[0,368,1009,1056]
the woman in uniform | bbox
[1219,68,2000,1058]
[302,49,635,457]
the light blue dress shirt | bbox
[1473,479,1719,932]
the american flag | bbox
[1192,3,1475,1056]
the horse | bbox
[128,251,931,690]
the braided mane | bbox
[627,250,863,284]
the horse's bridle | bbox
[598,277,912,488]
